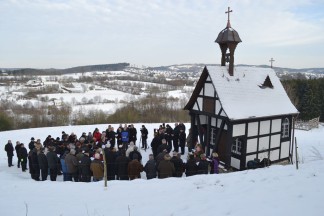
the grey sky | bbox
[1,0,323,69]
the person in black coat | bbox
[129,147,142,162]
[28,137,35,151]
[140,125,148,150]
[129,124,137,144]
[185,154,197,177]
[165,124,173,152]
[30,148,40,181]
[150,133,160,158]
[157,139,168,154]
[170,152,184,177]
[18,143,28,172]
[173,123,180,152]
[38,149,48,181]
[107,128,116,149]
[144,154,157,179]
[15,141,22,168]
[179,130,186,155]
[4,140,14,167]
[46,146,60,181]
[79,151,92,182]
[115,150,130,180]
[104,147,117,181]
[197,154,209,175]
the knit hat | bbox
[31,137,35,140]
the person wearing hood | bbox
[157,153,175,179]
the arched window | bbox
[232,138,242,155]
[282,118,290,138]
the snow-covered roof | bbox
[207,65,298,120]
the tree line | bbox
[282,78,324,121]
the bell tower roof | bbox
[215,7,242,44]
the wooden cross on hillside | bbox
[226,7,233,27]
[269,58,275,68]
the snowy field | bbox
[1,123,324,216]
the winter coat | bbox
[90,159,104,180]
[15,144,21,157]
[179,131,186,147]
[65,153,78,173]
[128,159,143,180]
[18,147,28,160]
[46,150,59,169]
[185,158,198,177]
[104,148,117,180]
[210,158,219,174]
[79,155,92,182]
[155,151,167,168]
[170,156,184,177]
[107,131,116,146]
[38,152,48,170]
[129,127,137,142]
[197,160,209,175]
[140,127,148,139]
[115,155,130,180]
[93,131,102,142]
[157,144,168,154]
[121,131,129,143]
[158,159,175,179]
[144,159,157,179]
[4,143,14,157]
[28,141,35,150]
[30,149,40,171]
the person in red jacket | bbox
[93,128,102,143]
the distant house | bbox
[26,80,43,87]
[184,7,299,170]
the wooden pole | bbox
[103,150,107,187]
[295,137,299,170]
[290,117,296,164]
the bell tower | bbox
[215,7,242,76]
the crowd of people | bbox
[4,123,220,182]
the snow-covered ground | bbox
[1,123,323,216]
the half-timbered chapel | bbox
[184,7,299,170]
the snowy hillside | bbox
[1,123,323,216]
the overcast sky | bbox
[1,0,324,69]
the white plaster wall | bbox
[204,83,214,97]
[280,141,290,158]
[259,136,270,151]
[199,115,207,124]
[270,149,280,161]
[220,110,227,117]
[193,103,198,111]
[245,154,257,167]
[215,100,221,115]
[258,151,269,160]
[260,120,271,135]
[246,138,258,153]
[199,89,203,96]
[211,118,216,127]
[271,134,281,148]
[248,122,258,137]
[197,97,203,111]
[231,157,240,170]
[233,123,246,137]
[271,119,282,133]
[217,119,222,128]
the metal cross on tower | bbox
[269,58,275,68]
[225,7,233,28]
